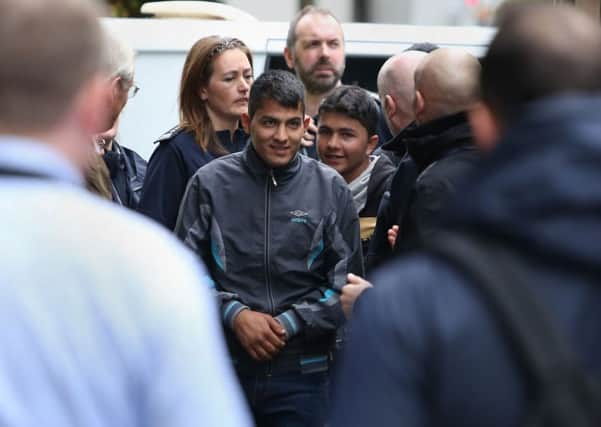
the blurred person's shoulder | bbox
[2,183,207,301]
[363,252,490,339]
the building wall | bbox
[224,0,353,22]
[223,0,501,26]
[225,0,297,20]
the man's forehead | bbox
[295,13,343,41]
[253,99,304,120]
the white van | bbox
[102,16,494,159]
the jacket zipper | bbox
[266,171,278,377]
[264,173,276,315]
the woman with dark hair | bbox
[138,36,253,229]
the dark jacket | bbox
[357,155,395,261]
[175,144,364,372]
[331,95,601,427]
[137,126,248,230]
[366,112,479,272]
[374,121,418,166]
[103,140,147,209]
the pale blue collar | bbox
[0,136,83,185]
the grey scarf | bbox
[348,155,378,214]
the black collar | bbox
[403,112,474,171]
[243,143,301,186]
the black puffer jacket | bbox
[396,112,479,253]
[358,155,395,261]
[175,144,364,369]
[366,112,479,271]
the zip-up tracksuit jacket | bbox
[175,144,364,371]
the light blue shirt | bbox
[0,136,251,427]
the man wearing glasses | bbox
[93,32,147,209]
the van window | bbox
[266,54,389,93]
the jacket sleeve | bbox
[275,184,364,340]
[137,143,188,231]
[174,174,249,330]
[329,263,430,427]
[365,189,394,274]
[413,176,450,243]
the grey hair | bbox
[102,31,135,83]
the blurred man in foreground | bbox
[0,0,250,425]
[331,4,601,426]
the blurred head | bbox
[180,36,253,154]
[101,32,136,129]
[404,42,439,54]
[470,4,601,151]
[318,86,379,183]
[377,51,428,135]
[414,48,481,125]
[284,6,345,96]
[0,0,110,171]
[242,70,309,169]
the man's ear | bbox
[468,102,501,152]
[241,112,251,134]
[366,134,378,155]
[284,47,295,70]
[74,74,113,134]
[383,95,396,124]
[414,90,425,122]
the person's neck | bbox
[305,92,326,118]
[344,157,371,184]
[306,81,342,117]
[207,109,239,136]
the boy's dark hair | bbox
[318,85,379,136]
[248,70,305,119]
[481,4,601,123]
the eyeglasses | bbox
[128,84,140,99]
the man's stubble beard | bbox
[296,59,345,96]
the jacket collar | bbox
[243,143,301,186]
[380,121,418,155]
[215,126,249,149]
[0,136,82,185]
[402,112,474,171]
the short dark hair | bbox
[248,70,305,118]
[481,4,601,123]
[318,85,379,136]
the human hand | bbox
[387,225,399,249]
[301,115,317,147]
[341,273,373,319]
[233,309,287,361]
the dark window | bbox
[266,54,389,93]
